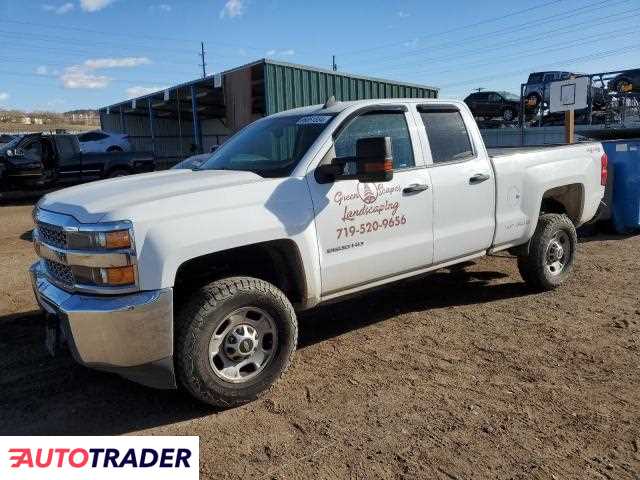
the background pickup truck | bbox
[30,98,606,407]
[0,133,154,192]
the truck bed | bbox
[488,144,582,157]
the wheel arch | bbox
[173,239,308,309]
[540,183,584,224]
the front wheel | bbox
[175,277,297,407]
[502,108,516,122]
[517,214,577,291]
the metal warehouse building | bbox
[98,59,438,167]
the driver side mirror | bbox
[354,136,393,183]
[6,148,24,158]
[315,136,394,184]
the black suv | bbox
[464,91,520,122]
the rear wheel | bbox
[175,276,297,407]
[517,214,577,291]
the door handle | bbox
[403,183,429,194]
[469,173,490,185]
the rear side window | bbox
[419,108,474,164]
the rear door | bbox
[307,106,434,295]
[54,136,83,183]
[416,104,495,263]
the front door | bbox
[307,108,434,296]
[417,105,495,263]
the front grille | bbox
[44,259,74,287]
[37,222,67,249]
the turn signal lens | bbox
[105,230,131,249]
[104,265,135,285]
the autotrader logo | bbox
[1,436,199,480]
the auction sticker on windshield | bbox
[1,436,199,480]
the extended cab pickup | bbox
[30,99,607,406]
[0,133,154,192]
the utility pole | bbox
[332,55,337,72]
[199,41,207,78]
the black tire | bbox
[106,146,123,153]
[502,107,516,122]
[517,214,577,291]
[106,168,130,178]
[175,276,297,407]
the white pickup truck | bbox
[30,98,607,406]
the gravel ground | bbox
[0,203,638,479]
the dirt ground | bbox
[0,202,638,480]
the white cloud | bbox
[220,0,245,18]
[125,86,167,99]
[84,57,151,69]
[58,56,150,90]
[150,3,172,12]
[36,65,49,75]
[403,38,418,48]
[397,10,410,18]
[0,92,9,102]
[60,65,110,89]
[42,2,75,14]
[79,0,114,12]
[265,49,295,57]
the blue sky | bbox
[0,0,639,112]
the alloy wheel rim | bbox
[208,306,277,383]
[545,231,570,276]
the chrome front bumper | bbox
[30,261,176,389]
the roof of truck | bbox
[269,98,460,117]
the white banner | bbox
[0,436,199,480]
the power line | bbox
[336,0,569,57]
[2,17,311,54]
[345,0,628,69]
[365,5,640,76]
[402,26,638,80]
[0,69,193,87]
[437,44,640,90]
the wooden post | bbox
[564,109,575,144]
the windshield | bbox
[197,113,335,177]
[0,135,23,151]
[500,92,520,101]
[527,73,544,83]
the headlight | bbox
[67,229,132,250]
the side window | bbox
[419,108,474,164]
[23,141,42,162]
[335,111,415,171]
[95,133,109,140]
[488,93,501,102]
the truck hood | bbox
[39,169,272,223]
